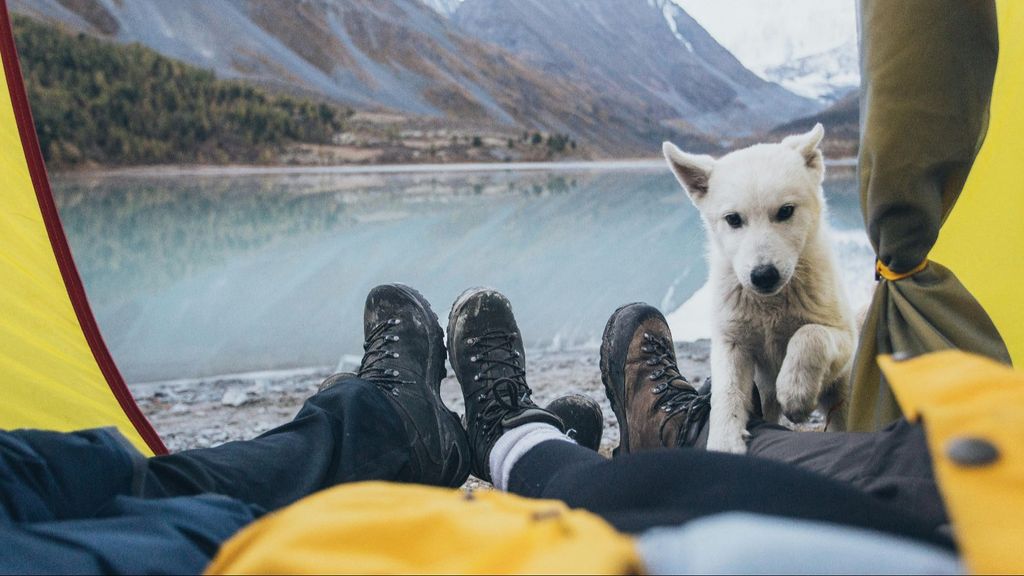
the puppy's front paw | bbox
[707,430,748,454]
[777,370,818,425]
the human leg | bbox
[1,284,473,574]
[0,377,415,521]
[445,287,569,483]
[446,293,948,547]
[142,377,415,510]
[504,437,949,547]
[601,302,945,524]
[143,283,472,509]
[745,418,944,525]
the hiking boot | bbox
[600,303,710,455]
[546,394,604,452]
[357,284,471,487]
[447,288,564,481]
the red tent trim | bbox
[0,0,167,455]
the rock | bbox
[221,388,248,407]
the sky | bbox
[672,0,857,76]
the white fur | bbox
[663,123,856,454]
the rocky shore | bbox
[134,341,713,479]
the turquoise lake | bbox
[54,164,873,382]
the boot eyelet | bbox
[388,318,402,326]
[513,351,521,358]
[391,389,400,397]
[641,345,652,353]
[470,355,478,362]
[467,337,477,346]
[389,369,401,377]
[643,333,651,340]
[393,352,400,358]
[478,394,486,401]
[474,374,481,381]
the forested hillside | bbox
[13,15,352,168]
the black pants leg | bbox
[507,438,950,549]
[745,419,945,526]
[142,376,413,510]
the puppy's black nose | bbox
[751,265,780,292]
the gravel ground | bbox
[133,340,713,488]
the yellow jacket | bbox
[880,351,1024,574]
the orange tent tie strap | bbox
[876,259,929,281]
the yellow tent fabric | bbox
[205,482,642,575]
[932,0,1024,366]
[0,2,163,455]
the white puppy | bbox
[663,124,856,454]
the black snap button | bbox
[946,437,999,467]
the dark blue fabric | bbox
[0,377,410,575]
[0,428,139,523]
[1,495,259,574]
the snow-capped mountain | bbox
[672,0,858,102]
[453,0,816,138]
[764,37,858,102]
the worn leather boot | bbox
[447,287,564,481]
[600,303,710,455]
[356,284,472,487]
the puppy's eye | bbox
[724,213,743,228]
[776,204,796,222]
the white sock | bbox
[488,422,575,491]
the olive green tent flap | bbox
[849,0,1011,431]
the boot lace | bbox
[642,333,711,447]
[358,318,411,396]
[467,330,532,444]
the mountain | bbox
[452,0,817,137]
[769,91,859,157]
[673,0,859,103]
[13,14,350,167]
[763,38,858,103]
[12,0,820,154]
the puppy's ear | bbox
[781,123,825,174]
[662,142,715,201]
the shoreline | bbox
[132,342,712,459]
[56,157,858,179]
